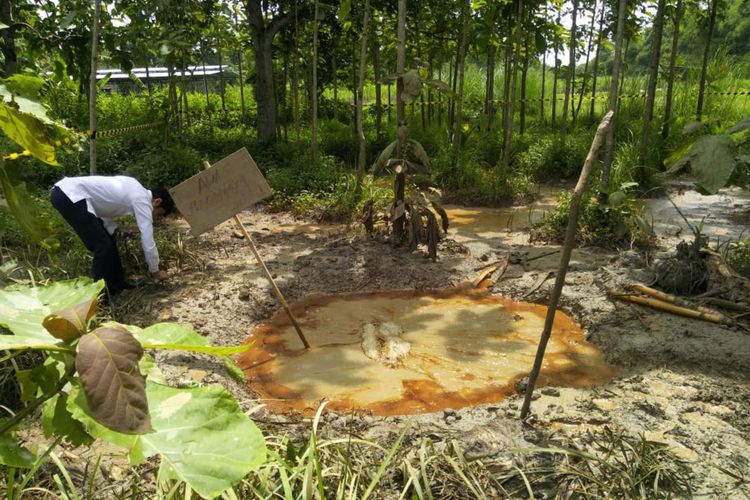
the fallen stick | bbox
[610,292,731,325]
[520,111,614,420]
[472,256,511,288]
[202,160,310,349]
[702,297,750,314]
[523,271,554,298]
[525,249,560,263]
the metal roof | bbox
[96,65,232,81]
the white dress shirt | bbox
[55,176,160,273]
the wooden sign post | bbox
[170,148,310,349]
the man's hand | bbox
[115,227,140,241]
[152,270,169,281]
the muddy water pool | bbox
[238,289,617,416]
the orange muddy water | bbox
[238,288,617,416]
[445,186,561,237]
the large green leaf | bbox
[127,322,252,355]
[69,382,266,499]
[0,84,52,123]
[3,75,45,99]
[0,279,104,350]
[0,164,60,251]
[728,117,750,134]
[0,86,58,165]
[76,325,151,434]
[372,140,397,174]
[0,434,35,468]
[690,134,737,194]
[41,394,93,447]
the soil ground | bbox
[103,182,750,497]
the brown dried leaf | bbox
[76,325,151,434]
[430,200,450,233]
[42,299,98,341]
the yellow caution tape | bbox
[87,121,164,139]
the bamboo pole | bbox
[610,292,730,325]
[627,283,732,319]
[201,160,309,349]
[520,111,613,420]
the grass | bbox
[0,414,696,499]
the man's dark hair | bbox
[151,187,175,216]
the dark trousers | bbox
[50,186,126,294]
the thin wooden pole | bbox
[201,160,310,349]
[88,0,101,174]
[520,111,613,420]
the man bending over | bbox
[50,175,174,295]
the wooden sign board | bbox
[170,148,272,235]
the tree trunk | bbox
[201,48,210,107]
[617,37,629,113]
[600,0,628,199]
[450,46,459,131]
[696,0,717,122]
[293,2,300,139]
[501,34,512,143]
[574,0,597,122]
[388,80,392,124]
[281,49,288,140]
[235,12,246,123]
[552,10,561,126]
[393,0,408,242]
[541,53,546,122]
[217,42,226,115]
[639,0,667,166]
[145,61,153,99]
[520,35,529,135]
[437,66,443,125]
[356,0,371,188]
[486,44,496,131]
[0,0,17,77]
[662,0,683,139]
[332,50,338,121]
[373,25,383,140]
[502,0,523,168]
[246,0,293,144]
[180,54,190,128]
[88,0,101,175]
[589,2,605,120]
[427,55,434,125]
[451,0,470,165]
[561,0,578,134]
[312,0,319,160]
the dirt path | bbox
[114,185,750,497]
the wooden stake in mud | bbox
[520,111,613,420]
[201,160,310,349]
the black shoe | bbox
[123,277,146,290]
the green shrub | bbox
[266,153,342,197]
[517,132,592,181]
[320,119,357,166]
[125,142,203,188]
[533,189,653,247]
[727,237,750,278]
